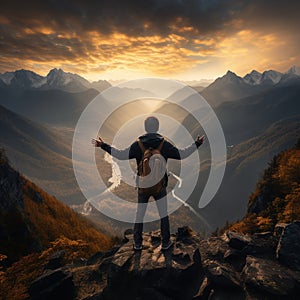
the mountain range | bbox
[156,67,300,230]
[1,66,299,99]
[182,81,300,228]
[0,68,111,92]
[201,66,300,106]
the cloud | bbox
[0,0,246,36]
[0,0,299,79]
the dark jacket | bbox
[101,132,202,165]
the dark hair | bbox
[144,116,159,133]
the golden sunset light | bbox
[1,2,300,299]
[0,0,299,81]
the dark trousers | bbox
[134,187,170,245]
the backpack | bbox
[137,138,166,196]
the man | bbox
[93,116,205,250]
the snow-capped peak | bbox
[46,68,73,86]
[45,68,91,91]
[243,70,262,85]
[260,70,283,84]
[286,66,300,76]
[0,68,111,92]
[0,71,15,85]
[0,69,45,88]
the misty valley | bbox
[1,67,300,233]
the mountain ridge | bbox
[201,65,300,106]
[1,65,299,95]
[0,149,112,264]
[0,103,86,205]
[0,68,111,92]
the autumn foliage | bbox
[0,237,93,299]
[230,139,300,233]
[22,179,112,254]
[0,150,113,299]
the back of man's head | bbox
[145,116,159,133]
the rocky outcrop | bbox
[276,221,300,271]
[242,256,300,297]
[28,227,203,300]
[28,224,300,300]
[224,231,252,250]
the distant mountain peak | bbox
[217,70,244,84]
[243,69,283,85]
[286,65,300,76]
[244,70,262,85]
[250,70,261,75]
[47,68,64,75]
[225,70,237,77]
[260,70,282,84]
[45,68,95,92]
[0,69,45,88]
[0,68,111,92]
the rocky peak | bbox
[286,65,300,76]
[0,71,14,85]
[260,70,283,85]
[222,70,242,83]
[208,70,245,91]
[243,70,262,85]
[45,68,92,92]
[0,69,45,89]
[29,224,300,300]
[46,68,69,85]
[0,78,7,87]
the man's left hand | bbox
[196,135,205,145]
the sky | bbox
[0,0,299,81]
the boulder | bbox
[199,236,230,262]
[225,231,252,250]
[29,268,75,300]
[86,246,119,266]
[205,260,241,289]
[276,221,300,271]
[223,248,246,271]
[44,250,65,270]
[242,256,300,297]
[274,223,288,238]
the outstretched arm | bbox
[92,137,134,160]
[167,135,205,160]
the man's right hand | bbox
[92,137,103,147]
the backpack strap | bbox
[137,138,146,153]
[158,138,164,151]
[137,138,164,153]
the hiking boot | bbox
[161,240,173,251]
[133,243,143,251]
